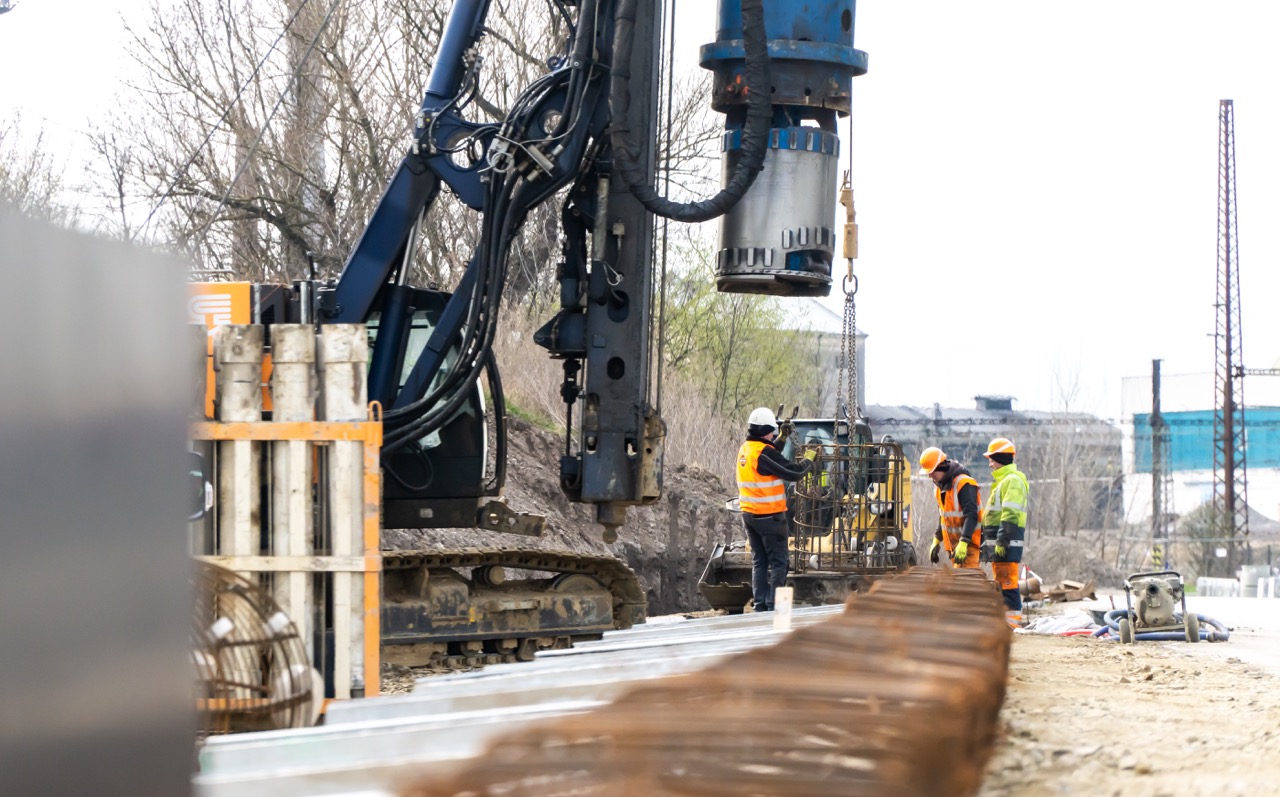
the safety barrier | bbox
[402,567,1010,797]
[1197,567,1279,598]
[1239,564,1273,598]
[1196,577,1241,597]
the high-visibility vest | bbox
[936,474,982,547]
[737,440,787,515]
[983,464,1029,530]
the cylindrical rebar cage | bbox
[790,440,912,574]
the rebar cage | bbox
[789,439,913,574]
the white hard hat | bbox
[748,407,777,429]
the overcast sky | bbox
[679,2,1280,423]
[4,1,1279,422]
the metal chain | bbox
[836,298,848,418]
[839,274,859,419]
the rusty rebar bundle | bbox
[402,567,1010,797]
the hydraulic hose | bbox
[609,0,772,223]
[1198,614,1231,640]
[1099,608,1231,642]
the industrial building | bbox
[867,397,1123,533]
[1121,369,1280,538]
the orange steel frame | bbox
[190,403,384,698]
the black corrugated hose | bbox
[609,0,772,223]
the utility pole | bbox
[1150,359,1173,568]
[1212,98,1249,577]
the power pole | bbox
[1212,98,1249,577]
[1150,359,1173,568]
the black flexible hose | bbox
[609,0,772,223]
[383,172,524,452]
[484,350,507,490]
[385,2,607,449]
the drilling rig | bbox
[190,0,871,704]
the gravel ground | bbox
[980,599,1280,797]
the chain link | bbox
[837,274,859,420]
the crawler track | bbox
[404,567,1011,797]
[380,548,646,671]
[383,547,647,627]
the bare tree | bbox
[1016,369,1123,541]
[0,116,77,226]
[116,0,717,306]
[83,121,143,240]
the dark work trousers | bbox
[985,525,1027,614]
[743,511,790,611]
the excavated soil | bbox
[381,416,743,618]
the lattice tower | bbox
[1212,99,1249,573]
[1151,360,1175,565]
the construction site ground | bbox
[379,420,1280,793]
[980,596,1280,797]
[380,593,1280,795]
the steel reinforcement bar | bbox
[401,567,1011,797]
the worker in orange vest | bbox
[919,447,982,568]
[736,407,817,612]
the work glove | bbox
[952,539,970,565]
[994,521,1015,559]
[929,538,941,565]
[802,449,818,462]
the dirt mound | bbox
[1025,535,1125,589]
[382,417,743,616]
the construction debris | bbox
[1023,578,1097,603]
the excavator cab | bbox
[365,289,499,529]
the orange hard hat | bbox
[984,437,1016,458]
[918,447,947,475]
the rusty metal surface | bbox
[401,567,1010,797]
[193,562,316,735]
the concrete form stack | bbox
[191,323,383,700]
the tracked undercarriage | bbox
[380,548,645,670]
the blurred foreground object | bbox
[0,211,194,795]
